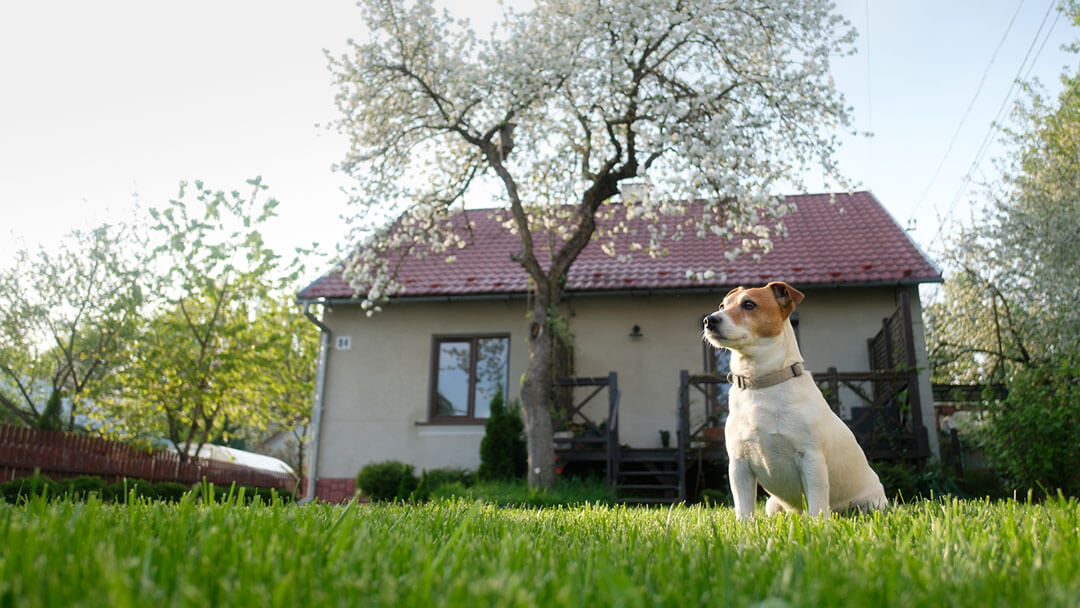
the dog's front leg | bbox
[729,458,757,520]
[799,451,830,517]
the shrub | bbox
[424,467,475,490]
[971,362,1080,497]
[152,482,191,503]
[872,459,961,502]
[63,475,108,500]
[106,479,157,503]
[356,460,418,502]
[37,389,64,431]
[1,475,62,503]
[252,487,294,504]
[478,392,526,482]
[430,477,612,508]
[189,481,229,504]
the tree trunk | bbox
[521,297,557,490]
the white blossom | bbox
[328,0,856,304]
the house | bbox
[297,192,942,502]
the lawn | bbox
[2,495,1078,607]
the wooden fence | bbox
[0,424,293,490]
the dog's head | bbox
[702,282,804,350]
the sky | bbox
[1,0,1076,280]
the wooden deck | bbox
[555,295,929,504]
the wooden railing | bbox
[0,424,293,490]
[553,372,620,487]
[678,294,931,464]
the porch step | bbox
[614,447,683,505]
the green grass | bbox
[2,495,1079,607]
[430,476,612,507]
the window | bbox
[429,335,509,422]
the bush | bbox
[152,482,191,503]
[106,478,157,503]
[424,467,475,490]
[1,475,62,503]
[63,475,108,500]
[356,460,418,502]
[189,481,229,504]
[872,460,961,502]
[478,392,526,482]
[430,477,612,507]
[251,487,294,504]
[971,362,1080,497]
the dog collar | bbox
[727,362,804,390]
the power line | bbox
[927,0,1063,250]
[908,0,1027,227]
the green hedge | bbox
[0,475,294,505]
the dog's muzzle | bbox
[703,313,723,333]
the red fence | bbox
[0,424,293,490]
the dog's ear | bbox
[724,286,744,299]
[768,282,804,317]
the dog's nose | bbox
[704,314,721,331]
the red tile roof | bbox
[298,191,940,300]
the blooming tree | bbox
[328,0,855,489]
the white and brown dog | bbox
[702,282,887,519]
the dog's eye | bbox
[718,304,725,311]
[742,300,757,311]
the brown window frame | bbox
[427,334,510,424]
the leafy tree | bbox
[328,0,855,488]
[927,2,1080,494]
[0,223,143,429]
[240,297,319,486]
[928,3,1080,383]
[99,178,310,461]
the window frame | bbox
[427,333,510,424]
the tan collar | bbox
[727,362,804,390]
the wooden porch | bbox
[554,293,930,504]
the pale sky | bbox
[1,0,1075,278]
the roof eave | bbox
[299,275,943,306]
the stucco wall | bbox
[312,285,936,480]
[316,298,530,478]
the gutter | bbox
[297,276,944,308]
[299,301,331,504]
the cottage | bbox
[298,192,942,502]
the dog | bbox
[702,281,887,519]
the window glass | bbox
[473,337,509,418]
[435,341,471,416]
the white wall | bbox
[312,285,934,479]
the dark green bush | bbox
[106,478,158,503]
[424,467,475,490]
[478,392,526,482]
[251,487,294,504]
[1,475,62,503]
[970,362,1080,497]
[356,460,418,502]
[63,475,108,500]
[189,481,229,504]
[37,389,64,432]
[872,460,961,502]
[152,481,191,503]
[430,477,612,507]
